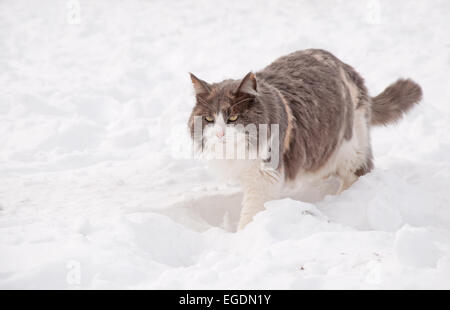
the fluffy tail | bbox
[371,79,422,126]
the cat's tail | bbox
[370,79,422,126]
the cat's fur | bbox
[188,49,422,230]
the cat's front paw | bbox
[237,216,252,231]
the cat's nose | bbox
[216,130,224,139]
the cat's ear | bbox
[236,72,258,97]
[190,73,211,96]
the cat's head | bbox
[188,72,263,160]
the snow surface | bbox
[1,0,450,289]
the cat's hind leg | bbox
[336,172,358,193]
[335,107,373,193]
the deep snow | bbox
[1,0,450,289]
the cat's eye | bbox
[205,116,214,122]
[228,115,239,122]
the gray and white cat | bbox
[188,49,422,230]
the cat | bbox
[188,49,422,231]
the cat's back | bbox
[257,49,342,83]
[256,49,346,112]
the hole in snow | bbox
[154,191,243,233]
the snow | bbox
[394,225,441,268]
[1,0,450,289]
